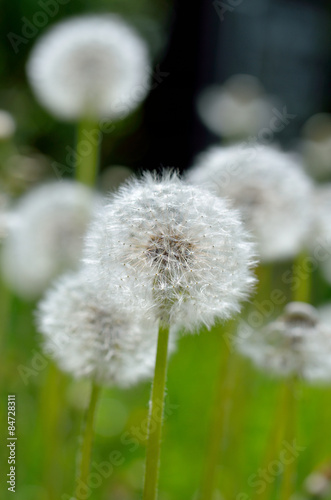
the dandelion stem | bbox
[0,278,12,352]
[280,376,297,500]
[75,381,101,500]
[143,324,170,500]
[75,119,101,187]
[292,250,311,303]
[40,362,65,500]
[254,382,292,500]
[199,323,235,500]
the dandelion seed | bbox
[236,302,331,381]
[1,181,99,299]
[37,271,171,387]
[187,144,313,262]
[83,171,256,331]
[26,15,150,121]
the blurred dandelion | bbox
[197,75,273,141]
[236,302,331,500]
[26,15,150,122]
[304,469,331,498]
[1,181,99,299]
[37,271,170,387]
[27,14,151,187]
[187,144,313,262]
[37,270,172,500]
[236,302,331,381]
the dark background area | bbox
[1,0,331,175]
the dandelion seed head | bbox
[37,272,169,387]
[236,302,331,381]
[84,171,256,331]
[187,144,313,262]
[1,181,99,299]
[27,15,150,121]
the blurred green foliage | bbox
[1,264,331,499]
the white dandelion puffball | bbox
[0,110,16,139]
[187,144,313,262]
[27,15,150,121]
[84,172,256,331]
[1,181,99,299]
[197,75,273,140]
[37,272,170,387]
[236,302,331,382]
[309,185,331,284]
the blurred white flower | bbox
[301,113,331,179]
[37,271,172,387]
[27,15,150,121]
[304,471,331,497]
[197,75,273,140]
[84,171,256,331]
[0,110,16,140]
[187,144,313,262]
[1,181,99,299]
[236,302,331,382]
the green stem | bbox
[142,324,170,500]
[75,119,101,187]
[40,362,65,500]
[292,250,311,303]
[254,382,292,500]
[198,324,235,500]
[75,382,101,500]
[280,377,297,500]
[0,278,12,353]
